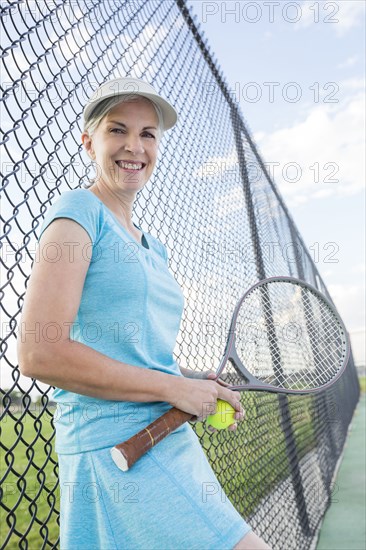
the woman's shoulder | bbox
[38,188,105,245]
[56,187,101,207]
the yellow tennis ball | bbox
[206,399,236,430]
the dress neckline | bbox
[84,189,150,250]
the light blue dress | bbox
[38,188,251,549]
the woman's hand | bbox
[203,371,244,434]
[169,374,245,433]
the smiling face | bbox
[81,96,160,196]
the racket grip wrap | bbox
[111,408,193,471]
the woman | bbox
[18,77,270,549]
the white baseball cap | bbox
[83,77,178,131]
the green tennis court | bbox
[317,393,366,550]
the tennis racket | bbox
[111,276,350,471]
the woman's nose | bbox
[124,135,144,155]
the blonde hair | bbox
[83,94,165,140]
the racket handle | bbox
[110,408,194,471]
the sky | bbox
[187,0,365,366]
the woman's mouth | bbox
[115,160,146,172]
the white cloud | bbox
[262,31,273,41]
[328,283,366,330]
[253,84,365,207]
[296,1,365,36]
[350,263,366,275]
[333,1,366,35]
[328,282,365,366]
[349,329,366,367]
[195,150,238,178]
[214,186,245,218]
[340,77,366,91]
[337,55,359,69]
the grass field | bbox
[0,406,60,548]
[358,375,366,394]
[1,391,319,548]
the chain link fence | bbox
[0,0,360,548]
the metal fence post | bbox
[229,105,313,537]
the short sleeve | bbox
[37,189,102,245]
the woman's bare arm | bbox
[19,334,179,403]
[17,217,243,418]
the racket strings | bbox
[230,281,347,390]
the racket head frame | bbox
[214,276,350,395]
